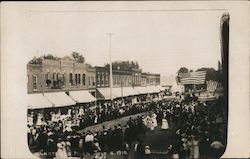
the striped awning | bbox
[69,90,96,103]
[180,71,206,85]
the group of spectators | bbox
[155,95,227,159]
[28,92,227,159]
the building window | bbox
[88,76,91,86]
[75,74,78,85]
[92,76,95,86]
[62,74,65,86]
[53,73,56,81]
[82,74,86,85]
[100,74,103,86]
[32,75,37,91]
[45,73,49,80]
[69,73,73,85]
[78,74,81,84]
[45,73,50,87]
[106,73,109,86]
[97,74,100,86]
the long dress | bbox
[161,118,169,130]
[193,140,199,159]
[55,142,68,159]
[152,113,158,128]
[190,139,199,159]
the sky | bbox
[13,3,224,76]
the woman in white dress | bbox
[190,136,199,159]
[161,111,169,130]
[55,140,68,158]
[152,113,158,128]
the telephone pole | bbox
[107,33,115,107]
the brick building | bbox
[27,55,161,101]
[27,56,96,94]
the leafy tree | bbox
[177,67,189,75]
[104,60,140,71]
[71,52,85,63]
[196,67,223,82]
[28,56,43,64]
[43,54,58,60]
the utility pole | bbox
[107,33,115,107]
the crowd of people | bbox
[28,92,227,159]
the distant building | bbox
[95,67,160,88]
[27,56,96,94]
[146,73,160,86]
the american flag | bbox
[179,71,206,85]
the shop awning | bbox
[27,93,53,109]
[146,85,161,93]
[97,88,116,100]
[69,90,96,103]
[134,87,149,94]
[156,85,166,91]
[122,87,140,96]
[44,92,76,107]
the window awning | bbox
[146,86,161,93]
[97,88,116,100]
[44,92,76,107]
[27,93,53,109]
[156,85,166,91]
[122,87,140,96]
[134,87,149,94]
[69,90,96,103]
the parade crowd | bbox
[28,93,227,159]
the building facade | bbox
[27,55,161,94]
[27,56,96,94]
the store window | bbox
[32,75,37,91]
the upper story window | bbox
[97,74,100,86]
[100,74,103,86]
[82,74,86,86]
[88,76,91,86]
[78,74,81,84]
[45,73,50,87]
[69,73,73,86]
[106,73,109,86]
[32,75,38,91]
[92,76,95,86]
[56,73,59,81]
[75,74,78,85]
[53,73,56,81]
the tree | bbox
[196,67,223,82]
[71,52,85,63]
[104,60,140,71]
[177,67,189,75]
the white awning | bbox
[44,92,76,107]
[97,88,116,100]
[134,87,149,94]
[156,85,166,91]
[69,90,96,103]
[146,86,161,93]
[27,93,53,109]
[122,87,140,96]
